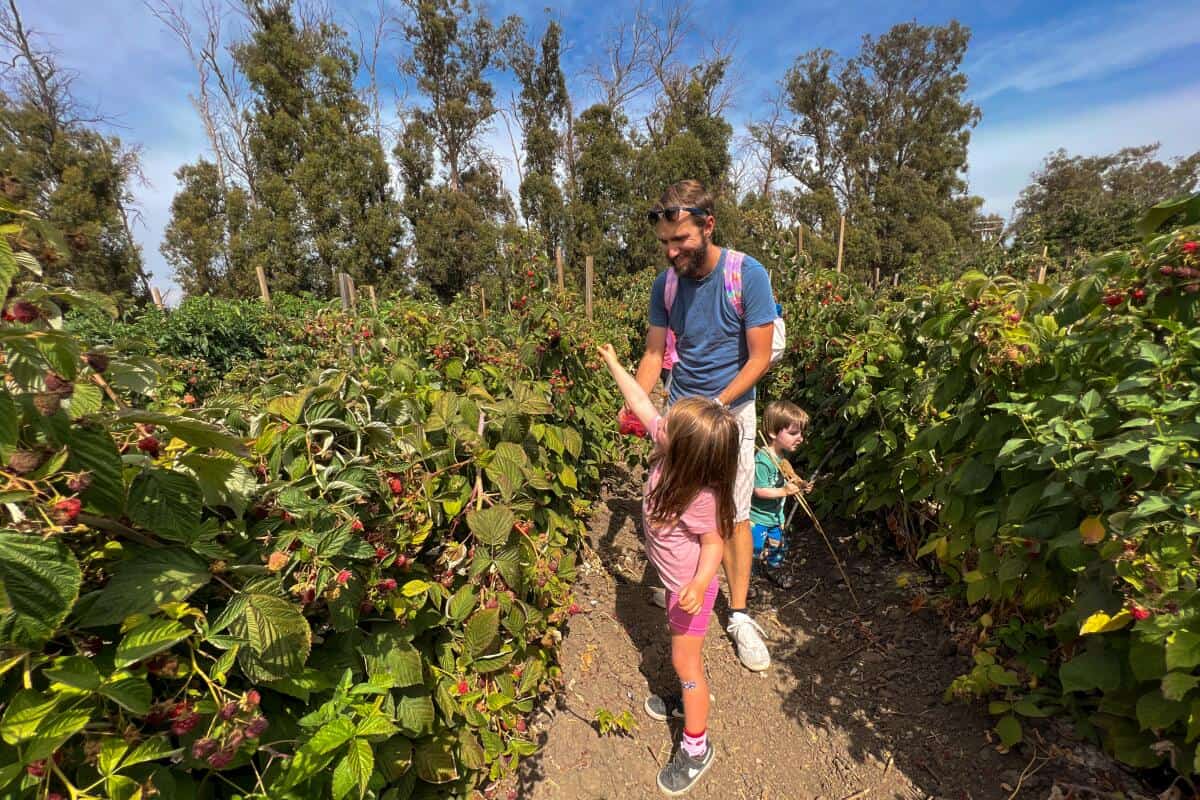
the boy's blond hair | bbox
[762,400,809,442]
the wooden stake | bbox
[348,276,358,307]
[873,266,880,291]
[584,255,594,322]
[892,273,900,288]
[555,246,565,292]
[255,265,271,308]
[1036,264,1047,284]
[481,286,487,319]
[836,214,846,274]
[365,285,377,312]
[151,287,165,310]
[337,273,354,357]
[797,223,804,255]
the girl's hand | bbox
[597,343,618,363]
[677,580,705,615]
[784,482,802,496]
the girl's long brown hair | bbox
[646,397,740,539]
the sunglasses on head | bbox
[646,206,710,224]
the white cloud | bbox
[968,82,1200,219]
[967,0,1200,99]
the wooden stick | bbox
[556,246,565,292]
[585,255,594,322]
[348,276,358,307]
[366,284,377,312]
[151,287,164,310]
[337,273,351,311]
[256,265,271,308]
[873,266,880,291]
[1036,264,1047,284]
[481,286,487,319]
[797,223,804,255]
[836,214,846,273]
[892,273,900,287]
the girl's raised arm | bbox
[597,343,659,433]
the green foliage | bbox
[765,199,1200,779]
[1,204,629,798]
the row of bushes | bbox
[759,195,1200,775]
[1,202,634,799]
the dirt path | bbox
[515,474,1154,800]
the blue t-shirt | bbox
[650,249,777,407]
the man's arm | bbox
[633,325,667,398]
[716,322,772,405]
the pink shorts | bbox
[666,578,720,636]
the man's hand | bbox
[597,343,618,364]
[676,579,706,615]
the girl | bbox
[597,343,739,796]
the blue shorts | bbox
[751,523,786,568]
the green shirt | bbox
[750,448,786,527]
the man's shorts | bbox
[730,399,756,524]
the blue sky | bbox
[15,0,1200,300]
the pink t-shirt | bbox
[642,416,720,592]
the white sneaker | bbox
[726,612,770,671]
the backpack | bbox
[661,249,787,372]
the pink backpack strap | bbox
[662,270,679,371]
[723,249,745,317]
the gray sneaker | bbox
[657,742,714,796]
[644,693,684,721]
[726,613,770,671]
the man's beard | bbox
[672,235,710,278]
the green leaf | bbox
[0,236,17,300]
[115,618,190,668]
[1060,649,1122,693]
[447,585,477,622]
[1137,192,1200,238]
[1148,444,1174,472]
[99,675,153,715]
[561,427,582,459]
[395,691,435,736]
[0,392,17,461]
[355,713,399,738]
[1162,672,1200,702]
[66,382,103,419]
[25,707,91,762]
[230,591,311,682]
[332,738,373,800]
[377,736,413,781]
[413,734,459,784]
[1167,631,1200,671]
[128,468,203,540]
[467,505,515,547]
[559,465,578,490]
[464,608,500,658]
[122,735,177,769]
[98,738,127,775]
[1080,611,1132,635]
[116,410,247,456]
[0,690,57,745]
[44,656,101,691]
[1136,689,1187,730]
[267,390,312,424]
[78,546,211,627]
[283,718,355,789]
[0,532,81,647]
[359,630,423,689]
[180,454,257,517]
[66,423,125,514]
[995,715,1022,747]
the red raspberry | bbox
[377,578,398,592]
[245,716,269,738]
[1007,312,1021,323]
[169,701,190,719]
[207,748,235,768]
[1183,241,1198,254]
[515,718,527,732]
[350,519,364,532]
[219,701,239,720]
[1161,265,1175,276]
[1131,288,1146,301]
[388,476,404,495]
[617,408,647,438]
[457,680,469,695]
[336,569,352,585]
[192,738,218,759]
[375,546,390,561]
[568,602,582,616]
[26,760,46,777]
[171,712,201,736]
[9,301,40,323]
[1130,605,1152,621]
[1102,294,1123,307]
[52,497,82,524]
[137,436,160,457]
[243,689,261,709]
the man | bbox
[632,179,776,672]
